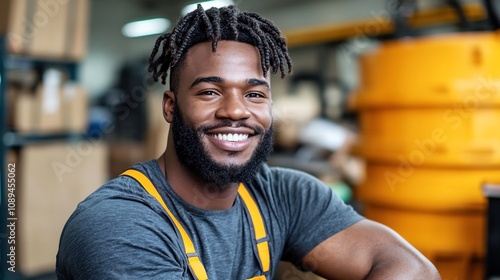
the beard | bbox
[171,104,274,189]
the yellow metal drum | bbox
[364,205,485,280]
[353,108,500,166]
[350,31,500,280]
[357,163,500,211]
[350,31,500,108]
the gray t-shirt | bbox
[56,160,362,279]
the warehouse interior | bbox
[1,0,500,279]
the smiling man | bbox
[164,41,276,209]
[56,5,440,280]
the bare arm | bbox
[301,219,441,280]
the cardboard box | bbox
[18,140,108,275]
[62,83,88,133]
[0,0,12,33]
[11,70,88,134]
[12,86,36,132]
[36,81,65,133]
[4,0,89,60]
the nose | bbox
[215,93,251,121]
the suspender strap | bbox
[121,169,270,278]
[121,169,208,280]
[247,276,266,280]
[237,183,270,273]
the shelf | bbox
[4,56,79,81]
[3,131,85,148]
[283,2,488,47]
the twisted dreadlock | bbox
[148,5,292,92]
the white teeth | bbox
[214,133,249,142]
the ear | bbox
[163,91,176,123]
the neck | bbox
[158,148,239,211]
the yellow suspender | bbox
[121,169,270,279]
[237,183,271,274]
[121,169,207,279]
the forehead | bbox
[180,40,266,81]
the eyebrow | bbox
[190,76,223,89]
[189,76,270,90]
[247,78,270,89]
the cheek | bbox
[189,105,217,126]
[250,106,273,131]
[176,99,213,124]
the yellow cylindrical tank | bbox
[349,31,500,280]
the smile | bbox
[211,133,249,142]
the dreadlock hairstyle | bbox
[148,4,292,92]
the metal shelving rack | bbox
[0,35,82,279]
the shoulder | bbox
[70,160,162,215]
[60,160,172,240]
[247,163,354,227]
[58,172,177,252]
[57,162,185,278]
[254,163,323,185]
[57,196,185,278]
[252,163,333,198]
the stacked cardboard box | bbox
[18,141,108,275]
[1,0,95,276]
[8,68,88,134]
[1,0,89,60]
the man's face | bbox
[168,40,274,186]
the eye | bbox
[246,92,266,98]
[199,90,218,96]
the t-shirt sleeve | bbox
[273,168,363,266]
[56,198,190,279]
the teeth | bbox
[215,133,249,142]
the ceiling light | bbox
[181,0,234,16]
[122,18,170,38]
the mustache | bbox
[197,120,265,135]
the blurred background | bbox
[1,0,500,279]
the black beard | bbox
[171,104,274,190]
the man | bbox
[56,5,440,279]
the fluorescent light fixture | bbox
[122,18,170,38]
[181,0,234,16]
